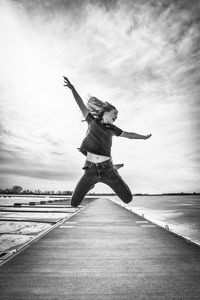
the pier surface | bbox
[0,198,200,299]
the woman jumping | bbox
[63,76,152,207]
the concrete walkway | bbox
[0,198,200,300]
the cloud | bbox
[41,134,61,147]
[1,164,77,181]
[0,0,200,192]
[0,140,81,184]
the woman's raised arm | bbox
[63,76,89,119]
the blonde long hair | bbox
[87,95,116,120]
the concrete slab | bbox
[0,207,76,213]
[0,217,61,223]
[0,198,200,300]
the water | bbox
[0,195,71,252]
[111,195,200,245]
[0,195,60,206]
[1,194,200,246]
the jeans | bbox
[71,159,133,207]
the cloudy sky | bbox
[0,0,200,194]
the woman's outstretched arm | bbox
[63,76,89,119]
[120,131,152,140]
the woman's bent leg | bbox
[103,169,132,204]
[71,172,97,207]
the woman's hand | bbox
[144,134,152,140]
[63,76,74,89]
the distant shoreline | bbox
[0,192,200,197]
